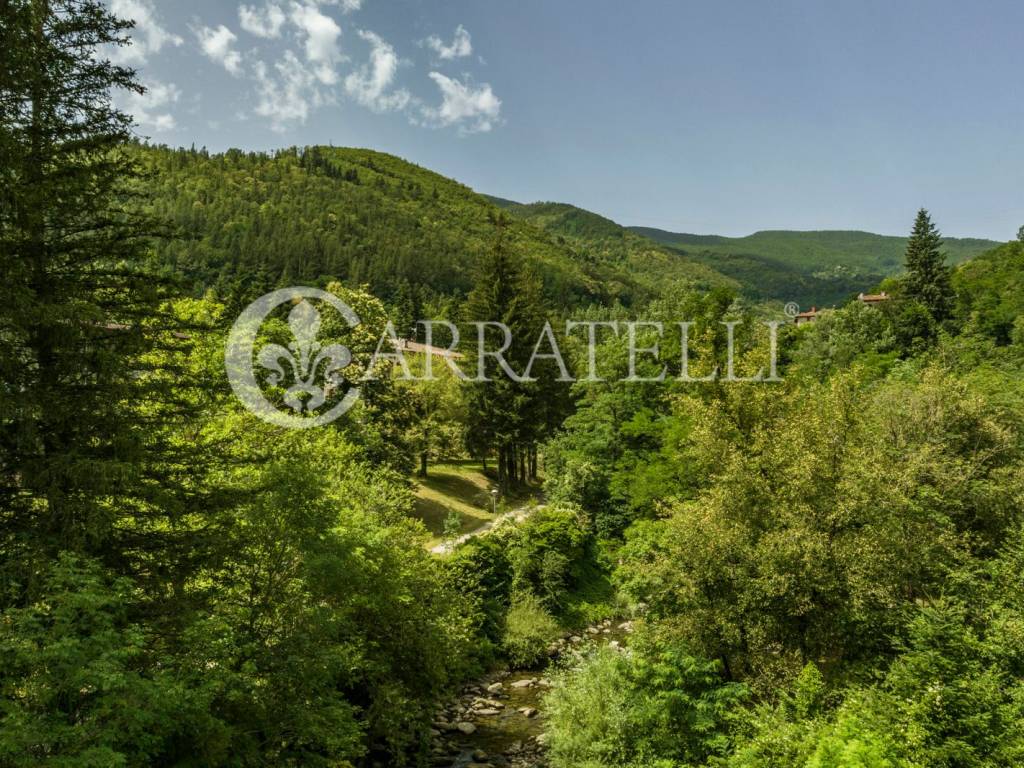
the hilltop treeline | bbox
[136,144,732,318]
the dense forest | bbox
[631,225,996,306]
[4,2,1024,768]
[136,144,734,323]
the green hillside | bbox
[136,146,733,312]
[955,239,1024,344]
[632,227,997,275]
[626,226,998,307]
[491,200,740,298]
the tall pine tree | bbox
[463,213,549,489]
[0,0,226,601]
[903,208,954,323]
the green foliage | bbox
[955,240,1024,344]
[498,201,739,299]
[632,225,994,298]
[0,0,229,597]
[503,504,592,611]
[790,301,897,379]
[0,555,220,767]
[543,634,747,768]
[135,145,723,312]
[461,214,563,487]
[616,365,1024,691]
[7,5,1024,767]
[502,591,561,668]
[902,208,955,324]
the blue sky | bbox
[111,0,1023,239]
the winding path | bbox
[430,503,542,555]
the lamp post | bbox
[490,488,499,515]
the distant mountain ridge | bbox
[491,195,999,306]
[135,145,1001,313]
[630,226,998,276]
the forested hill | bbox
[954,238,1024,343]
[632,226,997,275]
[488,199,741,298]
[136,145,734,312]
[489,199,998,307]
[631,225,998,305]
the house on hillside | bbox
[857,291,890,306]
[393,337,463,359]
[794,291,891,325]
[793,307,820,325]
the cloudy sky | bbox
[109,0,1023,239]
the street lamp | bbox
[490,488,499,515]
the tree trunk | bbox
[419,451,428,477]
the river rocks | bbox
[427,619,637,768]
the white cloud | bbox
[197,25,243,76]
[108,0,183,64]
[344,30,410,112]
[289,2,343,84]
[238,2,286,38]
[253,50,331,130]
[422,72,501,133]
[424,25,472,60]
[121,78,181,131]
[317,0,362,11]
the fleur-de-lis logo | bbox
[257,300,352,413]
[226,287,361,429]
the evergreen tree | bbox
[0,0,222,599]
[463,214,548,489]
[1017,224,1024,243]
[902,208,954,323]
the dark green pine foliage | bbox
[463,214,553,488]
[903,208,955,323]
[0,0,226,601]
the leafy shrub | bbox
[0,555,221,767]
[505,503,590,611]
[502,592,561,668]
[543,634,747,768]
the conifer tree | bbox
[463,214,548,488]
[903,208,954,323]
[0,0,222,599]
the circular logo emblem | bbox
[225,287,361,428]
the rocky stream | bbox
[427,619,634,768]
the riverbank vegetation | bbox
[3,2,1024,766]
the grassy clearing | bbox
[411,461,542,547]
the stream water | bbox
[428,620,633,768]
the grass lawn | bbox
[412,460,541,547]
